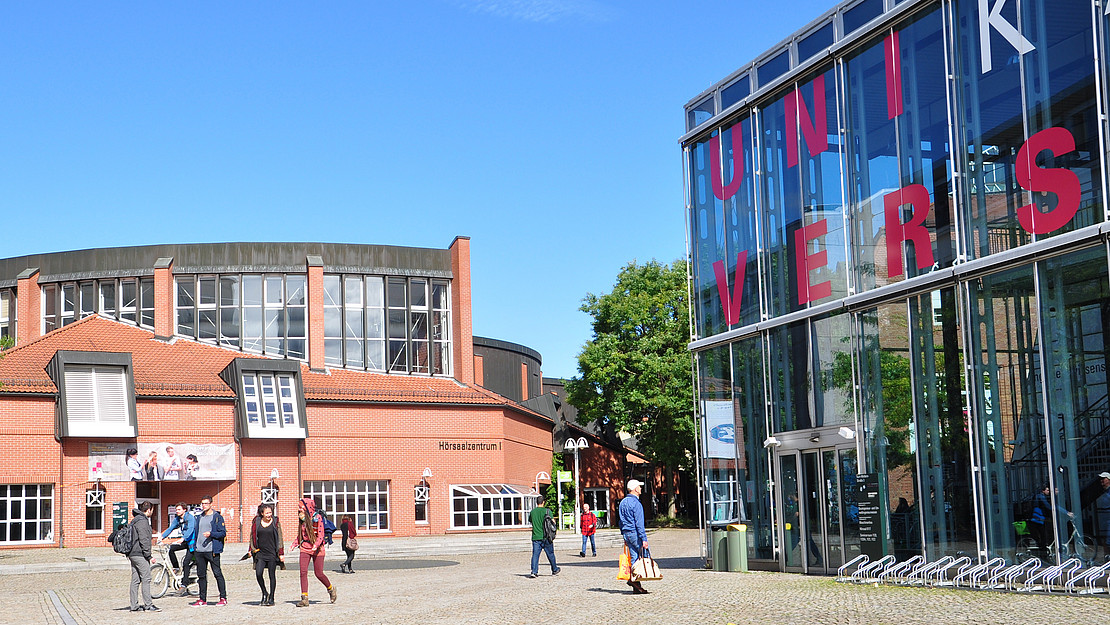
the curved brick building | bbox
[0,240,555,547]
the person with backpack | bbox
[127,501,161,612]
[189,495,228,607]
[294,497,337,607]
[527,494,560,578]
[580,502,598,557]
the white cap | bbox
[627,479,643,492]
[1099,472,1110,480]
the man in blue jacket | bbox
[189,495,228,607]
[619,479,649,594]
[157,502,197,594]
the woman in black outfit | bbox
[339,515,357,573]
[249,503,284,605]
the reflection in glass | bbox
[781,454,801,568]
[969,267,1039,560]
[1039,246,1110,557]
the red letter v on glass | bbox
[712,252,748,326]
[710,127,745,201]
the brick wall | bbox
[0,392,554,547]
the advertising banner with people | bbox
[88,442,235,481]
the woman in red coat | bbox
[293,498,337,607]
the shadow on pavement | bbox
[558,556,705,571]
[585,587,634,595]
[346,559,459,571]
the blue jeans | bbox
[581,533,596,555]
[530,539,558,575]
[623,532,643,566]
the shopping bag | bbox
[617,546,631,580]
[631,548,663,581]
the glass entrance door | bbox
[778,446,859,574]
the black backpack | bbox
[109,521,136,555]
[542,512,557,542]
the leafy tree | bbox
[565,259,693,516]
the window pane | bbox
[243,275,262,306]
[323,276,342,307]
[265,276,283,306]
[286,275,306,305]
[365,277,384,307]
[220,276,240,306]
[198,277,216,306]
[177,278,196,308]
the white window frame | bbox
[85,487,106,534]
[62,364,133,437]
[450,484,535,529]
[260,485,279,506]
[241,371,305,439]
[414,480,430,525]
[0,484,54,545]
[303,480,390,532]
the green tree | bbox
[565,259,693,516]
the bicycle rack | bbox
[972,558,1006,589]
[990,557,1040,592]
[1042,558,1084,591]
[953,557,1004,589]
[1021,557,1073,593]
[903,556,943,586]
[931,556,970,587]
[879,555,924,585]
[1082,561,1110,596]
[1065,560,1110,595]
[837,554,868,583]
[851,555,895,584]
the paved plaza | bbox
[9,529,1108,625]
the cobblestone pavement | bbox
[9,529,1108,625]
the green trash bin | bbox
[710,525,728,571]
[727,523,748,572]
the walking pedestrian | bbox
[189,495,228,607]
[527,494,560,578]
[339,515,357,573]
[248,503,284,606]
[294,497,337,607]
[580,502,598,557]
[619,479,649,594]
[127,501,161,612]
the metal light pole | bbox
[564,437,589,535]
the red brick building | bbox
[0,240,554,547]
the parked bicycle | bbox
[150,543,197,599]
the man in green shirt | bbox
[528,495,560,578]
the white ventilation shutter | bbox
[62,363,133,437]
[95,367,128,423]
[63,366,96,423]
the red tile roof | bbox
[0,316,549,421]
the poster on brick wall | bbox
[88,442,235,481]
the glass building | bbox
[684,0,1110,573]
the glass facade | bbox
[686,0,1110,571]
[43,277,154,333]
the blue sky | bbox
[0,0,837,378]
